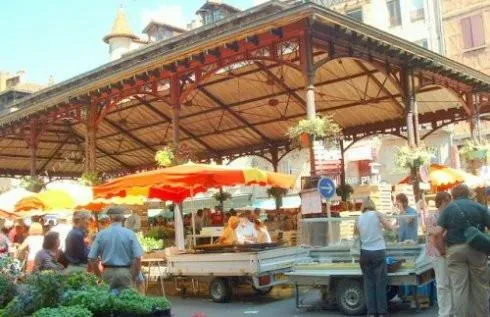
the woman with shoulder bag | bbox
[354,197,394,317]
[424,192,453,317]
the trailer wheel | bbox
[209,278,232,303]
[336,279,366,316]
[252,285,273,295]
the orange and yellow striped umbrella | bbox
[94,162,295,202]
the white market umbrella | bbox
[0,188,33,213]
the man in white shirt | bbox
[235,212,257,244]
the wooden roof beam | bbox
[104,118,156,153]
[197,86,275,146]
[133,96,220,156]
[254,61,306,110]
[66,126,133,169]
[37,135,73,173]
[354,60,405,115]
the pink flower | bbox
[192,312,208,317]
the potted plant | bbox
[213,190,232,209]
[155,146,176,167]
[459,140,488,161]
[80,171,103,186]
[20,176,44,193]
[394,146,433,200]
[267,187,288,210]
[336,184,354,211]
[287,115,341,148]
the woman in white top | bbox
[254,219,271,244]
[354,198,393,317]
[18,222,44,272]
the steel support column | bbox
[271,147,279,172]
[339,139,346,198]
[302,22,317,176]
[85,103,97,173]
[401,68,416,148]
[467,92,481,142]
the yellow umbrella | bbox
[37,189,76,210]
[77,195,146,212]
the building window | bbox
[461,14,485,49]
[410,0,425,22]
[346,8,363,22]
[415,38,428,49]
[387,0,402,27]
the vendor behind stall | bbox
[254,219,271,243]
[395,193,418,242]
[236,212,257,244]
[218,216,239,244]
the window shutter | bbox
[461,17,473,48]
[470,14,485,47]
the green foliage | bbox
[212,191,232,202]
[0,274,15,308]
[146,227,175,241]
[2,287,40,317]
[80,172,103,186]
[26,271,65,308]
[287,115,341,146]
[155,146,175,167]
[61,286,114,315]
[20,176,45,192]
[336,184,354,201]
[0,255,22,279]
[393,146,433,170]
[65,272,99,291]
[267,187,288,199]
[33,305,93,317]
[138,235,165,252]
[459,140,489,161]
[113,289,170,314]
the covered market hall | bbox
[0,0,489,181]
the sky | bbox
[0,0,268,85]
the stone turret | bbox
[103,7,139,61]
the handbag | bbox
[454,203,490,255]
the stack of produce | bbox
[0,270,171,317]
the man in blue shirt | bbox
[88,206,144,291]
[395,193,418,242]
[64,211,91,274]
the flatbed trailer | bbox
[166,245,310,302]
[286,244,435,315]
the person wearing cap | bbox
[88,206,144,291]
[354,198,393,317]
[64,211,91,274]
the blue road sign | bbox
[317,177,336,200]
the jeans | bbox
[447,244,489,317]
[360,249,388,315]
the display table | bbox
[141,256,167,296]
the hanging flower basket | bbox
[459,140,489,162]
[20,176,44,193]
[213,191,232,203]
[80,172,103,186]
[299,133,312,148]
[155,146,176,167]
[393,146,434,171]
[287,115,342,148]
